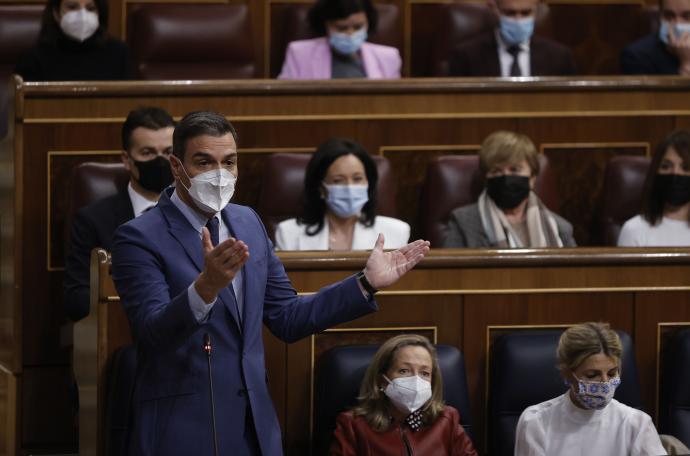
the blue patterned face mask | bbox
[324,184,369,218]
[499,15,535,45]
[329,28,368,55]
[571,375,621,410]
[659,20,690,45]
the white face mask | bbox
[383,374,432,414]
[177,159,236,213]
[60,9,99,42]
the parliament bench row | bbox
[67,153,651,250]
[97,327,690,455]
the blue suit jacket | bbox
[111,188,378,455]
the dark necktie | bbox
[206,217,220,247]
[507,45,522,77]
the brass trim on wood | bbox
[540,141,651,157]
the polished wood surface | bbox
[74,248,690,455]
[6,76,690,452]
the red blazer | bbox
[329,406,478,456]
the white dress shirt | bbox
[170,190,244,323]
[496,29,531,77]
[127,182,157,217]
[514,392,666,456]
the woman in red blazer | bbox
[329,334,477,456]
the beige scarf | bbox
[478,190,563,248]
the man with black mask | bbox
[64,106,175,321]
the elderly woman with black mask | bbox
[443,130,575,248]
[618,130,690,246]
[16,0,130,81]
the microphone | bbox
[204,333,219,456]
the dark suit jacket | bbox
[111,188,377,455]
[620,33,679,75]
[448,31,577,77]
[64,190,134,321]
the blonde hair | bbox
[557,322,623,372]
[352,334,445,432]
[479,131,540,177]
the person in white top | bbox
[514,322,667,456]
[619,130,690,246]
[275,138,410,251]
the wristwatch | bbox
[356,271,378,295]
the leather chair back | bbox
[65,162,129,248]
[271,3,402,77]
[127,4,255,80]
[419,154,557,247]
[0,4,42,138]
[659,328,690,448]
[591,156,650,246]
[256,153,397,242]
[313,344,473,455]
[488,329,643,456]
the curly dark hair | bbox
[307,0,378,36]
[640,130,690,226]
[298,138,378,235]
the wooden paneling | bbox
[0,369,18,456]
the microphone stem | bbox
[205,337,219,456]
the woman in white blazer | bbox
[275,138,410,250]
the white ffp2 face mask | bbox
[60,9,99,42]
[383,375,432,414]
[177,161,236,213]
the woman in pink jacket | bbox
[278,0,401,79]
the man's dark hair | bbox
[172,111,238,161]
[308,0,378,36]
[38,0,110,47]
[641,129,690,225]
[298,138,378,235]
[121,107,175,151]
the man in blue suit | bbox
[111,111,430,455]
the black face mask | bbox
[486,175,531,209]
[656,174,690,207]
[132,155,173,193]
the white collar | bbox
[127,181,157,218]
[170,189,220,234]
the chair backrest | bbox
[419,154,557,247]
[659,328,690,448]
[256,153,397,242]
[127,4,255,80]
[270,3,402,77]
[65,162,129,247]
[488,329,642,456]
[591,155,650,246]
[0,4,42,138]
[313,344,473,455]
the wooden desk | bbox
[4,76,690,453]
[75,248,690,455]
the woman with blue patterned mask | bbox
[278,0,402,79]
[274,138,410,251]
[515,322,667,455]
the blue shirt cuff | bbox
[188,282,216,323]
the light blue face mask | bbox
[659,20,690,45]
[499,15,535,45]
[329,28,368,55]
[324,184,369,218]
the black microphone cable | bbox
[204,333,219,456]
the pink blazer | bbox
[278,37,401,79]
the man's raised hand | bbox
[194,227,249,303]
[362,234,430,290]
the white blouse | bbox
[618,215,690,247]
[514,392,666,456]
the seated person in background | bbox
[63,107,174,321]
[278,0,401,79]
[444,131,575,248]
[329,334,477,455]
[621,0,690,75]
[275,138,409,250]
[618,130,690,246]
[515,322,666,455]
[16,0,130,81]
[448,0,576,77]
